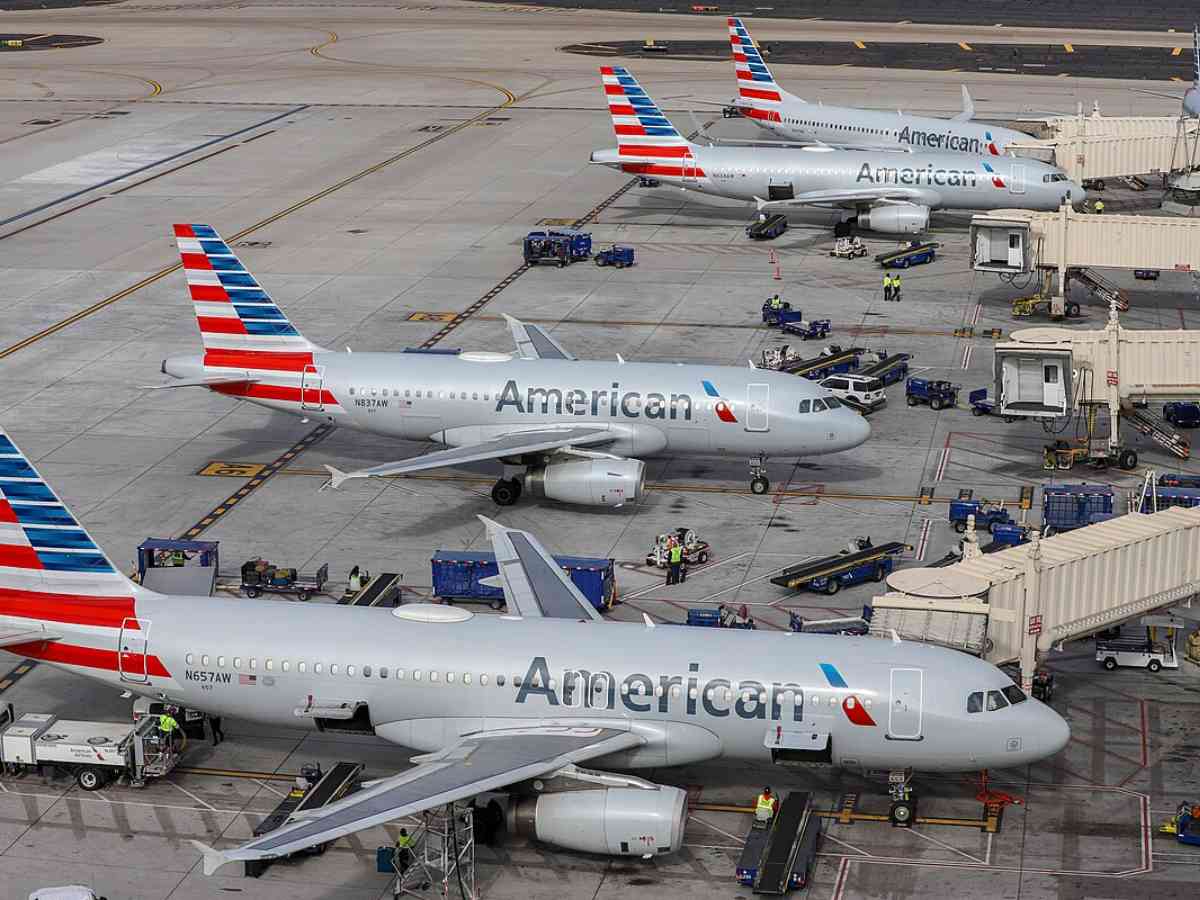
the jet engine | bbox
[507,785,687,856]
[856,204,930,235]
[524,457,645,507]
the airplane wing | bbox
[0,625,61,649]
[191,725,642,875]
[138,375,259,390]
[479,515,604,621]
[324,427,614,488]
[505,315,576,361]
[755,186,929,211]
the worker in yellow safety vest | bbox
[891,273,902,302]
[1093,199,1105,214]
[755,786,778,823]
[394,828,414,876]
[769,294,783,310]
[882,272,893,302]
[666,539,684,586]
[158,710,181,752]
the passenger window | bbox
[496,674,506,687]
[430,671,439,682]
[249,658,257,671]
[314,662,322,674]
[413,669,422,681]
[233,656,242,669]
[513,675,522,687]
[298,662,306,673]
[812,399,827,412]
[986,690,1008,711]
[281,660,290,672]
[967,691,983,713]
[217,656,225,667]
[380,666,388,679]
[798,399,811,413]
[349,388,355,396]
[447,672,456,683]
[397,669,405,680]
[480,674,488,685]
[1001,685,1027,705]
[463,673,471,685]
[363,665,371,678]
[330,664,339,675]
[186,654,194,665]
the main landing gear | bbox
[887,768,918,827]
[491,477,522,506]
[749,456,770,495]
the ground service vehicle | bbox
[1096,636,1178,672]
[735,791,821,893]
[820,374,886,412]
[746,213,788,241]
[875,241,939,269]
[969,388,1019,421]
[1164,402,1200,428]
[780,316,833,341]
[1160,802,1200,846]
[949,499,1014,533]
[647,528,711,567]
[830,236,868,259]
[240,559,329,601]
[906,377,959,410]
[523,229,592,266]
[431,550,616,610]
[594,245,635,268]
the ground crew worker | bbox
[1093,199,1105,214]
[207,715,224,746]
[394,828,414,877]
[882,272,893,302]
[348,565,362,594]
[892,273,902,302]
[769,294,783,310]
[667,538,683,586]
[755,786,778,824]
[158,709,180,753]
[170,549,186,566]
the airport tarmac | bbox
[0,2,1198,898]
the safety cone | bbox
[768,249,778,265]
[773,264,782,280]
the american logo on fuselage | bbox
[895,125,999,155]
[856,162,980,188]
[512,656,877,725]
[496,380,694,420]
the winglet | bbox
[477,514,502,535]
[190,840,233,877]
[952,85,974,122]
[323,464,352,490]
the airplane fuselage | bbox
[596,144,1078,213]
[6,593,1068,773]
[188,352,871,459]
[742,98,1033,158]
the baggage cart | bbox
[240,559,328,601]
[594,245,635,268]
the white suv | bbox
[819,374,886,412]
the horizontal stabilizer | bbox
[0,626,62,649]
[139,375,258,390]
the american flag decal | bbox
[239,673,257,686]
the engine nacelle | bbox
[508,786,687,856]
[524,458,645,507]
[856,204,930,235]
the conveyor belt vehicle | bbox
[747,213,788,241]
[858,350,911,386]
[735,791,821,893]
[875,240,939,269]
[770,538,908,595]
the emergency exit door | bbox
[888,667,923,740]
[745,383,769,432]
[118,617,152,684]
[300,364,325,411]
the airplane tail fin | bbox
[728,17,789,123]
[1193,23,1198,84]
[600,66,699,176]
[0,426,159,646]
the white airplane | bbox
[0,425,1071,874]
[723,17,1037,155]
[591,67,1080,234]
[155,225,870,501]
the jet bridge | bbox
[871,506,1200,691]
[1009,113,1199,183]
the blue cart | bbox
[1042,483,1114,533]
[594,245,635,268]
[781,317,832,341]
[969,388,1019,422]
[875,241,939,268]
[431,550,615,610]
[762,300,804,327]
[990,522,1030,548]
[906,377,959,410]
[949,499,1014,534]
[523,229,592,267]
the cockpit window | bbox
[798,399,811,414]
[1001,684,1027,705]
[824,397,843,409]
[967,691,983,713]
[986,689,1009,711]
[1043,173,1069,183]
[812,398,827,412]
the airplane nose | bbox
[1035,703,1071,759]
[843,414,871,449]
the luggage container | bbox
[1042,483,1114,533]
[431,550,615,610]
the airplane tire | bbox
[930,398,945,411]
[244,587,261,598]
[1148,659,1162,673]
[750,476,770,495]
[971,406,984,416]
[906,396,919,406]
[491,479,520,506]
[824,579,840,595]
[76,767,106,791]
[1066,302,1081,318]
[297,590,310,602]
[889,799,916,827]
[1103,657,1118,670]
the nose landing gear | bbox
[749,456,770,495]
[887,769,917,827]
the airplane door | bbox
[1008,165,1026,195]
[118,617,151,684]
[1006,232,1024,268]
[682,153,698,183]
[888,668,923,739]
[745,383,769,432]
[300,365,325,411]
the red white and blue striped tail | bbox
[600,66,700,178]
[728,17,787,123]
[174,224,314,354]
[0,426,152,617]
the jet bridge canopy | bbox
[1009,114,1199,182]
[872,507,1200,668]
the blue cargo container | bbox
[1042,483,1114,533]
[431,550,615,610]
[1140,486,1200,513]
[1159,473,1200,488]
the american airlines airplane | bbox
[1136,24,1200,118]
[724,17,1037,155]
[155,225,870,502]
[590,67,1081,234]
[0,425,1071,874]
